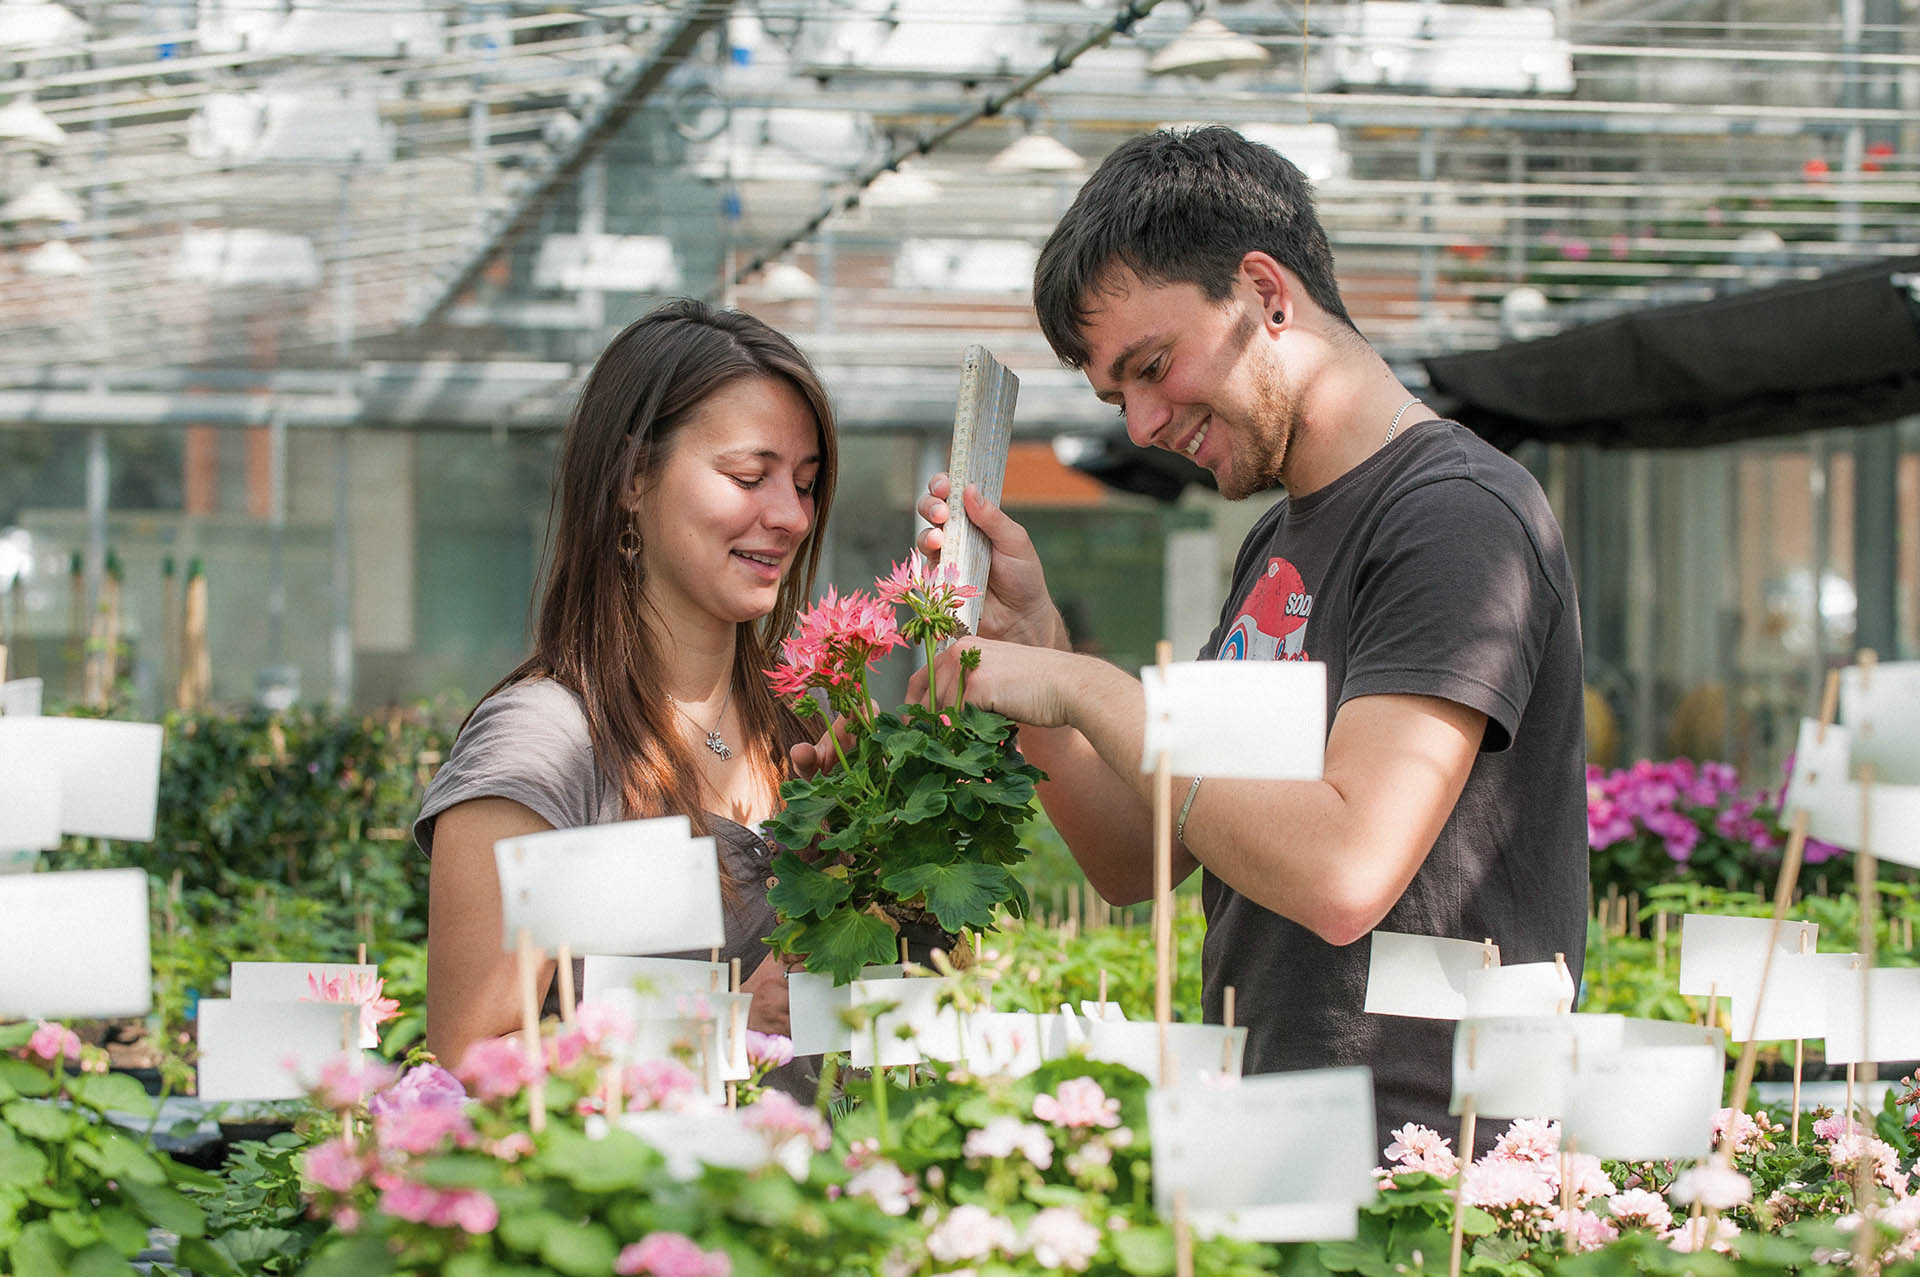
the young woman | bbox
[415,299,837,1069]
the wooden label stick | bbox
[1098,968,1108,1010]
[1448,1096,1477,1277]
[1173,1188,1194,1277]
[1153,640,1175,1090]
[1222,985,1237,1074]
[556,943,576,1026]
[516,926,547,1134]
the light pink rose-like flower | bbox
[745,1030,795,1072]
[26,1021,82,1063]
[1551,1207,1620,1252]
[926,1204,1017,1264]
[574,999,635,1051]
[1711,1106,1780,1157]
[1023,1206,1102,1271]
[545,1027,592,1073]
[1666,1215,1740,1254]
[455,1036,542,1101]
[489,1131,537,1162]
[1828,1131,1905,1190]
[964,1116,1054,1169]
[334,1207,361,1233]
[614,1233,733,1277]
[1462,1157,1557,1211]
[374,1102,476,1156]
[846,1161,919,1216]
[1669,1162,1754,1211]
[624,1058,704,1112]
[1382,1124,1460,1179]
[1812,1112,1851,1142]
[1491,1117,1561,1164]
[314,1053,400,1110]
[302,1135,372,1193]
[377,1182,499,1235]
[1033,1077,1121,1130]
[1562,1152,1615,1205]
[367,1063,465,1121]
[1607,1188,1674,1232]
[445,1189,499,1234]
[742,1090,830,1151]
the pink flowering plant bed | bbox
[763,554,1047,982]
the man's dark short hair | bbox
[1033,125,1355,369]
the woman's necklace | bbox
[669,682,734,761]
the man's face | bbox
[1080,269,1297,501]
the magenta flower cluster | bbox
[1587,756,1843,872]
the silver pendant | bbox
[705,731,733,761]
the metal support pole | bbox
[84,429,108,619]
[265,410,287,674]
[1418,128,1438,335]
[330,433,354,710]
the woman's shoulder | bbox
[463,677,592,747]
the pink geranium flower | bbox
[1383,1124,1460,1178]
[742,1089,830,1151]
[304,972,401,1045]
[745,1030,794,1072]
[378,1182,499,1234]
[1033,1077,1121,1130]
[375,1101,476,1156]
[456,1036,543,1101]
[302,1135,373,1193]
[615,1232,732,1277]
[313,1053,399,1110]
[367,1063,466,1120]
[26,1021,82,1064]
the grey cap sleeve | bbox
[414,680,610,856]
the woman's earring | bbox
[617,524,642,564]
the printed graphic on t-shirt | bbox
[1218,556,1312,662]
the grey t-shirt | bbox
[414,678,781,978]
[1199,419,1587,1153]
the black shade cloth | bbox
[1425,256,1920,451]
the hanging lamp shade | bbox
[0,2,88,51]
[1,180,83,225]
[0,97,64,151]
[758,261,821,302]
[1148,16,1269,78]
[987,132,1084,174]
[23,238,87,277]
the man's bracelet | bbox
[1176,775,1203,843]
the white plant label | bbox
[1781,719,1920,869]
[1616,1016,1726,1051]
[785,964,905,1056]
[847,976,967,1067]
[618,1108,811,1182]
[1562,1044,1720,1161]
[583,955,729,1003]
[0,717,164,841]
[1140,660,1326,780]
[0,868,151,1018]
[1451,1016,1582,1119]
[1,677,43,716]
[229,961,382,1049]
[1822,967,1920,1065]
[1461,960,1575,1018]
[196,1000,361,1101]
[966,1011,1062,1077]
[1677,913,1818,998]
[0,727,59,854]
[1079,999,1127,1023]
[1083,1020,1247,1087]
[1841,662,1920,785]
[495,818,723,954]
[1150,1067,1375,1241]
[1727,952,1860,1043]
[1363,931,1500,1020]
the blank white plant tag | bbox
[196,1000,360,1101]
[615,1011,727,1105]
[1,677,43,715]
[229,961,382,1049]
[495,819,724,954]
[1728,952,1860,1043]
[0,727,60,854]
[847,977,966,1067]
[1562,1045,1720,1161]
[1079,1000,1127,1023]
[0,717,164,841]
[0,868,151,1018]
[1451,1017,1583,1119]
[1151,1068,1375,1241]
[1364,932,1499,1020]
[1140,660,1326,780]
[1083,1020,1247,1087]
[1461,961,1575,1018]
[1841,662,1920,785]
[1677,913,1818,998]
[1781,719,1920,869]
[1823,967,1920,1065]
[618,1108,811,1182]
[966,1011,1051,1077]
[583,955,728,1003]
[785,964,905,1056]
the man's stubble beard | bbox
[1215,309,1297,502]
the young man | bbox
[912,126,1588,1151]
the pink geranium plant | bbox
[762,552,1048,982]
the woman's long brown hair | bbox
[481,298,838,832]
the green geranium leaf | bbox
[1112,1224,1176,1276]
[0,1023,33,1050]
[538,1127,659,1193]
[121,1179,207,1238]
[11,1220,69,1277]
[971,772,1037,808]
[0,1124,50,1187]
[93,1207,149,1257]
[880,861,1012,933]
[0,1056,53,1100]
[894,772,949,824]
[47,1208,102,1250]
[74,1129,168,1186]
[796,908,900,984]
[2,1100,76,1142]
[766,851,853,921]
[68,1073,155,1118]
[540,1222,619,1275]
[170,1238,244,1277]
[301,1233,398,1277]
[65,1240,136,1277]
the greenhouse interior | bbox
[3,0,1920,1273]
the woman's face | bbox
[632,375,822,635]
